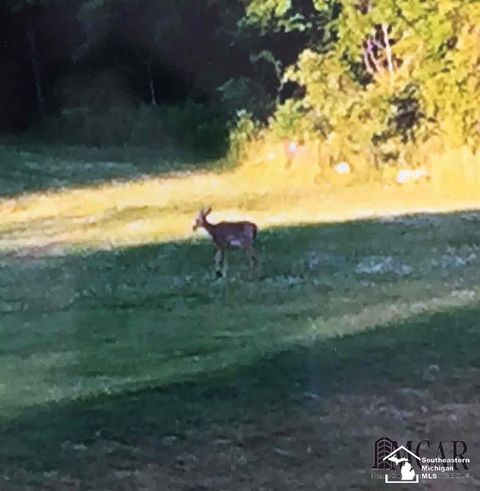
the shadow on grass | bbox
[0,212,479,480]
[0,143,226,198]
[0,304,479,475]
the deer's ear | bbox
[204,207,212,216]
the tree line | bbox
[2,0,479,167]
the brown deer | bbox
[192,207,258,277]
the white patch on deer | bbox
[228,238,243,248]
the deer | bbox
[192,207,259,278]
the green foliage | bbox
[39,102,228,158]
[269,99,309,139]
[269,99,302,138]
[242,0,335,39]
[217,77,273,118]
[6,0,480,168]
[236,0,480,166]
[57,70,133,110]
[228,110,262,161]
[243,0,293,31]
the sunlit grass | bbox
[0,144,480,254]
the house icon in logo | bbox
[382,445,421,484]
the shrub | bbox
[38,102,228,158]
[228,110,262,162]
[228,0,480,181]
[217,77,273,119]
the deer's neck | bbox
[203,220,215,236]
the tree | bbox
[242,0,480,165]
[4,0,90,118]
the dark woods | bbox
[0,0,302,149]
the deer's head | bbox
[193,207,212,231]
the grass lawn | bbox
[0,144,479,489]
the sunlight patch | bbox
[355,256,413,276]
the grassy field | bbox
[0,144,479,489]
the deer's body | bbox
[193,208,258,277]
[204,220,257,249]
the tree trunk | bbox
[27,21,46,118]
[146,60,157,106]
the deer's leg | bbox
[214,249,225,278]
[245,244,259,270]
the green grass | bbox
[0,144,479,487]
[0,143,219,197]
[0,210,480,484]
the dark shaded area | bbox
[0,0,309,135]
[0,144,223,199]
[0,304,478,474]
[0,209,480,489]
